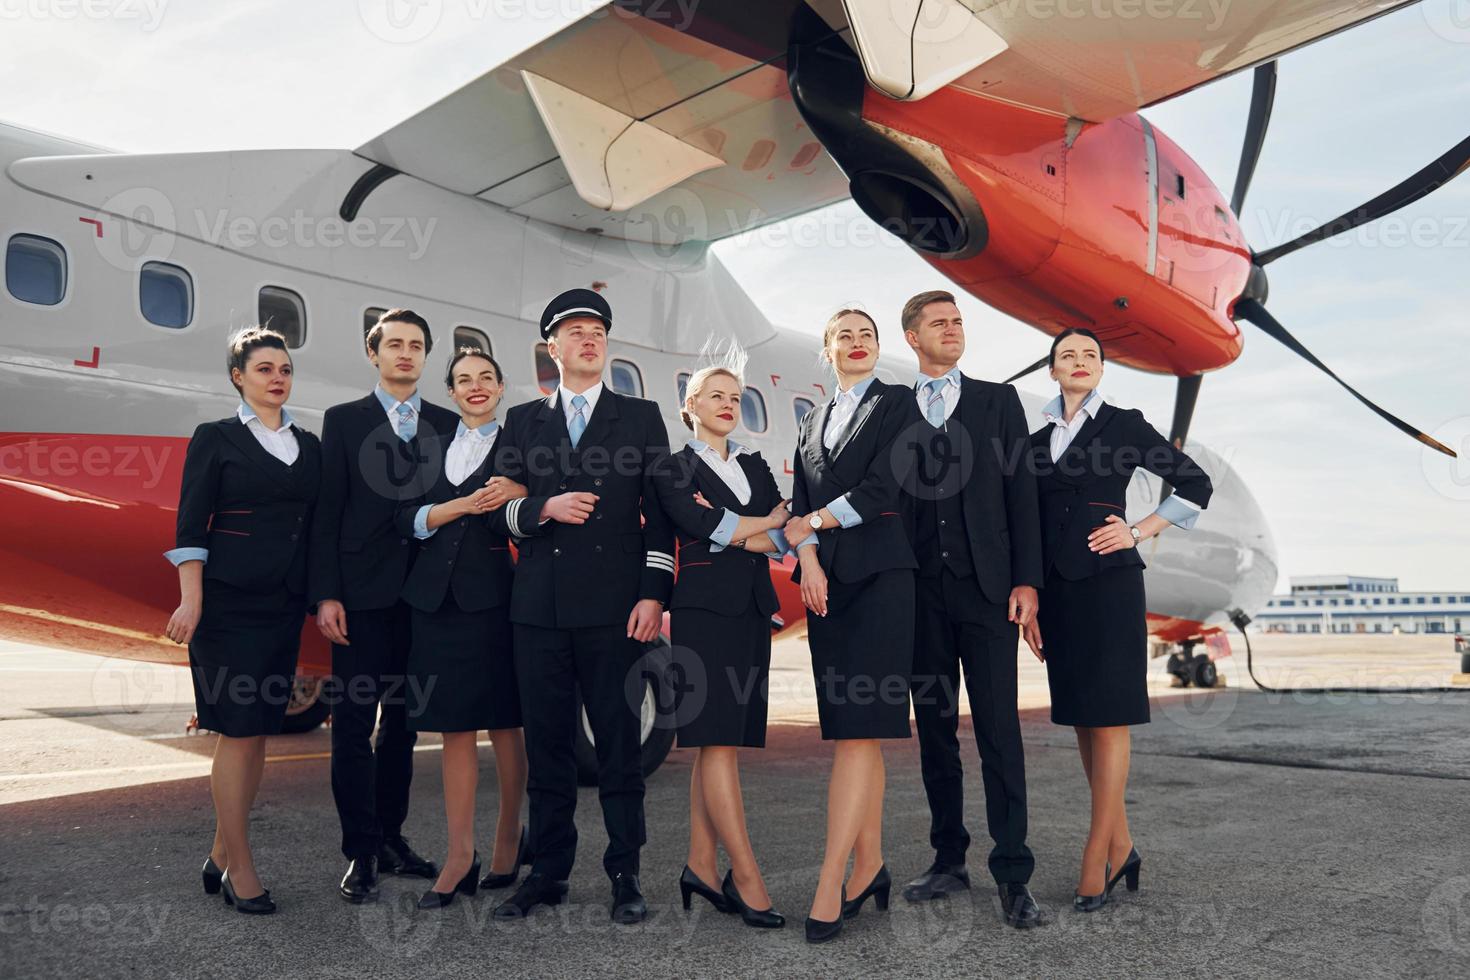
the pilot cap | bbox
[540,288,611,340]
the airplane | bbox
[3,0,1460,781]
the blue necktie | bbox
[568,394,588,448]
[395,402,416,442]
[925,379,947,428]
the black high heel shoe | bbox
[1111,847,1142,893]
[1073,860,1113,912]
[721,870,784,928]
[202,857,223,896]
[418,851,481,910]
[220,871,276,915]
[805,886,846,944]
[481,827,529,890]
[679,866,731,913]
[841,865,891,919]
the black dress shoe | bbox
[481,826,530,890]
[999,882,1041,929]
[418,852,481,910]
[221,871,276,915]
[804,886,845,944]
[902,862,971,902]
[202,856,223,896]
[842,865,891,919]
[721,871,784,928]
[679,865,731,913]
[610,872,647,925]
[339,856,379,904]
[492,872,568,920]
[379,836,437,879]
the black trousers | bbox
[328,602,418,860]
[911,568,1034,884]
[514,623,646,881]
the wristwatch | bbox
[809,513,824,531]
[1129,525,1142,543]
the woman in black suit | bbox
[395,348,529,909]
[1021,327,1213,911]
[164,326,321,915]
[650,364,791,929]
[782,309,918,943]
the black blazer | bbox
[173,416,321,595]
[1029,401,1214,581]
[394,432,514,615]
[792,377,918,585]
[650,444,782,619]
[899,375,1044,604]
[307,392,459,611]
[490,388,675,630]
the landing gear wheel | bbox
[573,638,677,786]
[1190,656,1218,689]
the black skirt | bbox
[406,598,521,733]
[1038,565,1151,727]
[805,568,914,740]
[189,580,304,737]
[669,599,770,749]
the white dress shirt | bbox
[445,420,500,487]
[558,381,604,429]
[237,401,299,464]
[692,438,753,505]
[823,376,875,451]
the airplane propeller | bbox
[1205,62,1464,458]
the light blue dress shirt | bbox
[413,420,500,539]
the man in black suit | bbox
[488,288,674,926]
[896,290,1046,928]
[309,309,458,902]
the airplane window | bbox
[741,386,768,433]
[534,343,558,395]
[793,396,815,423]
[676,371,691,403]
[6,234,67,306]
[259,286,306,349]
[453,325,492,355]
[610,359,644,397]
[139,261,193,329]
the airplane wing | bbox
[354,0,1420,244]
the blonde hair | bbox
[680,366,743,431]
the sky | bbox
[1,0,1466,593]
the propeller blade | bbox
[1161,374,1204,504]
[1234,298,1455,456]
[1255,133,1470,266]
[1230,62,1277,216]
[1001,355,1049,385]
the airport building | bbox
[1254,575,1470,635]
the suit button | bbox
[290,533,298,540]
[400,538,408,545]
[594,478,603,487]
[296,516,303,523]
[595,545,603,553]
[553,548,561,556]
[939,520,946,527]
[941,550,950,558]
[558,482,567,491]
[937,488,945,495]
[595,513,602,520]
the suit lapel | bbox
[532,391,571,454]
[814,397,836,463]
[1054,402,1119,483]
[576,387,620,452]
[691,450,744,513]
[218,417,295,491]
[829,380,883,461]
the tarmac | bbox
[2,633,1468,979]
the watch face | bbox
[809,514,823,529]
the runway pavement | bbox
[3,641,1470,979]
